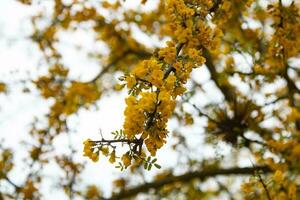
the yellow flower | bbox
[150,69,164,87]
[125,96,137,106]
[126,76,136,88]
[165,75,176,90]
[109,150,116,164]
[158,90,171,102]
[21,180,37,199]
[83,139,100,162]
[114,83,124,91]
[241,183,253,193]
[174,86,186,96]
[113,178,126,188]
[101,147,109,156]
[158,45,176,64]
[0,82,6,93]
[91,152,99,162]
[140,92,156,112]
[288,183,297,200]
[121,153,131,167]
[85,185,101,199]
[83,139,93,157]
[133,63,148,78]
[291,145,300,158]
[184,113,194,125]
[273,170,284,183]
[278,191,287,200]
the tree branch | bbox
[107,166,271,200]
[145,43,184,130]
[4,176,21,191]
[88,50,151,83]
[203,49,236,102]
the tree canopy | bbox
[0,0,300,199]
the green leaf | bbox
[154,164,161,169]
[144,163,148,169]
[148,163,152,171]
[151,158,157,163]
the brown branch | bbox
[203,49,236,102]
[94,138,141,144]
[144,43,184,130]
[88,51,131,83]
[263,95,288,106]
[107,166,271,200]
[4,176,21,191]
[256,170,272,200]
[88,50,151,83]
[209,0,221,13]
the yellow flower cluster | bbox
[0,149,13,179]
[165,0,219,52]
[167,0,195,19]
[123,96,146,139]
[273,170,283,183]
[131,58,164,88]
[121,0,211,157]
[83,0,215,165]
[0,82,6,93]
[144,90,176,156]
[34,65,68,99]
[121,153,132,167]
[241,170,297,200]
[266,3,300,70]
[158,42,177,64]
[21,180,37,200]
[109,150,116,164]
[123,55,181,155]
[83,139,99,162]
[85,185,101,200]
[63,82,101,115]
